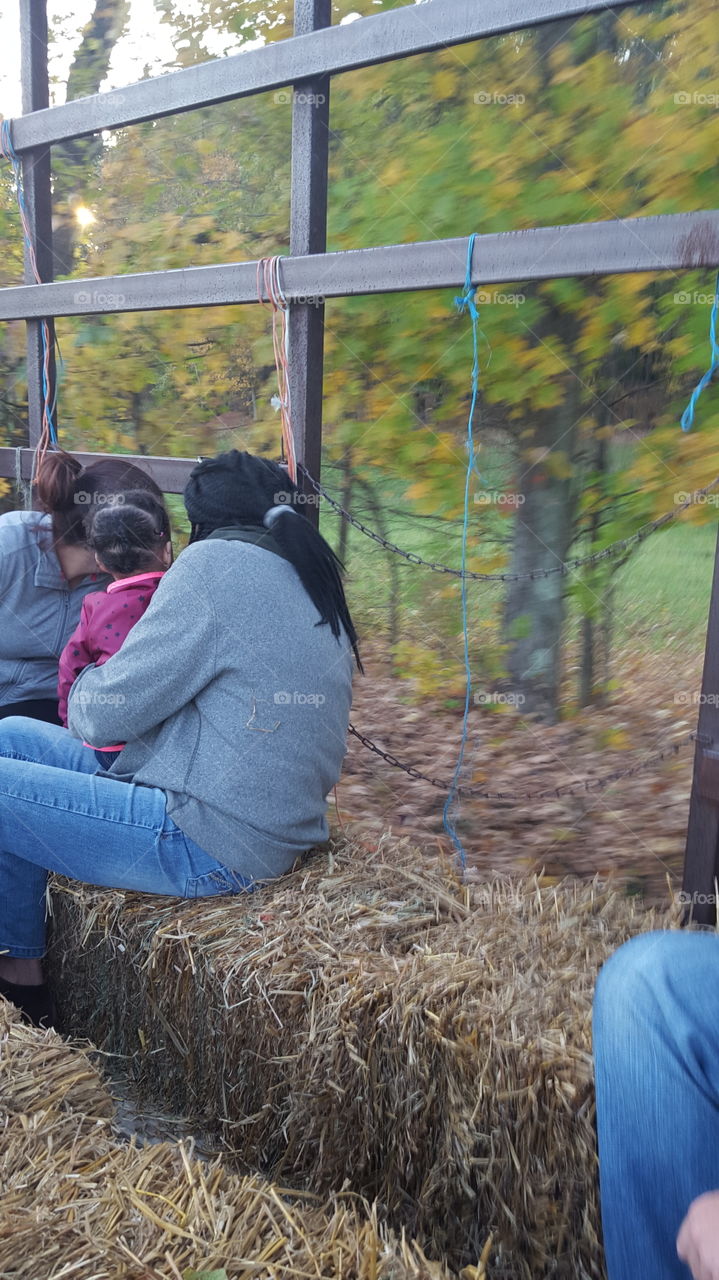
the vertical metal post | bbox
[19,0,56,449]
[682,523,719,925]
[288,0,330,526]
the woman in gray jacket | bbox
[0,450,360,1028]
[0,449,166,723]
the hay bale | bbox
[1,1115,449,1279]
[0,998,113,1119]
[0,999,453,1279]
[48,836,674,1277]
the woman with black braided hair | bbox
[0,450,360,1028]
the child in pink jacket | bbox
[58,490,172,763]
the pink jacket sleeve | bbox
[57,599,97,727]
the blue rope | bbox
[0,119,57,446]
[442,233,480,870]
[680,272,719,431]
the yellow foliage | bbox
[432,70,457,100]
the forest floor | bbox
[337,637,703,906]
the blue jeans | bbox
[593,930,719,1279]
[0,717,252,957]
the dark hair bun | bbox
[88,490,170,576]
[34,449,83,514]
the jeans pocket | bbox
[185,866,254,899]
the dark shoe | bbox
[0,978,54,1029]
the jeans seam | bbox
[0,780,160,831]
[0,749,51,764]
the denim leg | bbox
[0,717,252,957]
[593,930,719,1280]
[0,716,101,775]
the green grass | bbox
[327,463,719,665]
[612,520,717,654]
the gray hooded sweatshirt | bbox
[0,510,109,706]
[68,538,354,881]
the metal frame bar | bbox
[10,0,647,151]
[683,525,719,925]
[0,446,196,491]
[19,0,56,449]
[287,0,331,524]
[0,212,717,321]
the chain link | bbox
[348,723,702,801]
[301,467,719,583]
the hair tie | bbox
[263,504,297,528]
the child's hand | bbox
[678,1191,719,1279]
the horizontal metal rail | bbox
[10,0,652,150]
[0,212,717,321]
[0,447,197,492]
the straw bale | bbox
[0,1001,452,1279]
[48,835,674,1278]
[0,1115,449,1279]
[0,997,113,1120]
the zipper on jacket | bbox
[52,586,71,656]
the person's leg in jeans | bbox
[0,717,252,1023]
[593,930,719,1279]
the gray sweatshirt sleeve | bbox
[67,550,218,746]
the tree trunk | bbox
[52,0,130,278]
[502,385,581,721]
[354,474,400,668]
[578,430,608,707]
[337,450,353,566]
[580,613,594,707]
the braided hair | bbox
[184,451,362,671]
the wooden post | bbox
[682,522,719,925]
[19,0,56,449]
[287,0,331,526]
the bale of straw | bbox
[48,836,674,1278]
[0,1000,454,1280]
[0,997,113,1119]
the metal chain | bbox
[348,723,702,801]
[301,467,719,583]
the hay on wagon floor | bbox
[0,998,454,1280]
[48,835,675,1278]
[0,997,112,1120]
